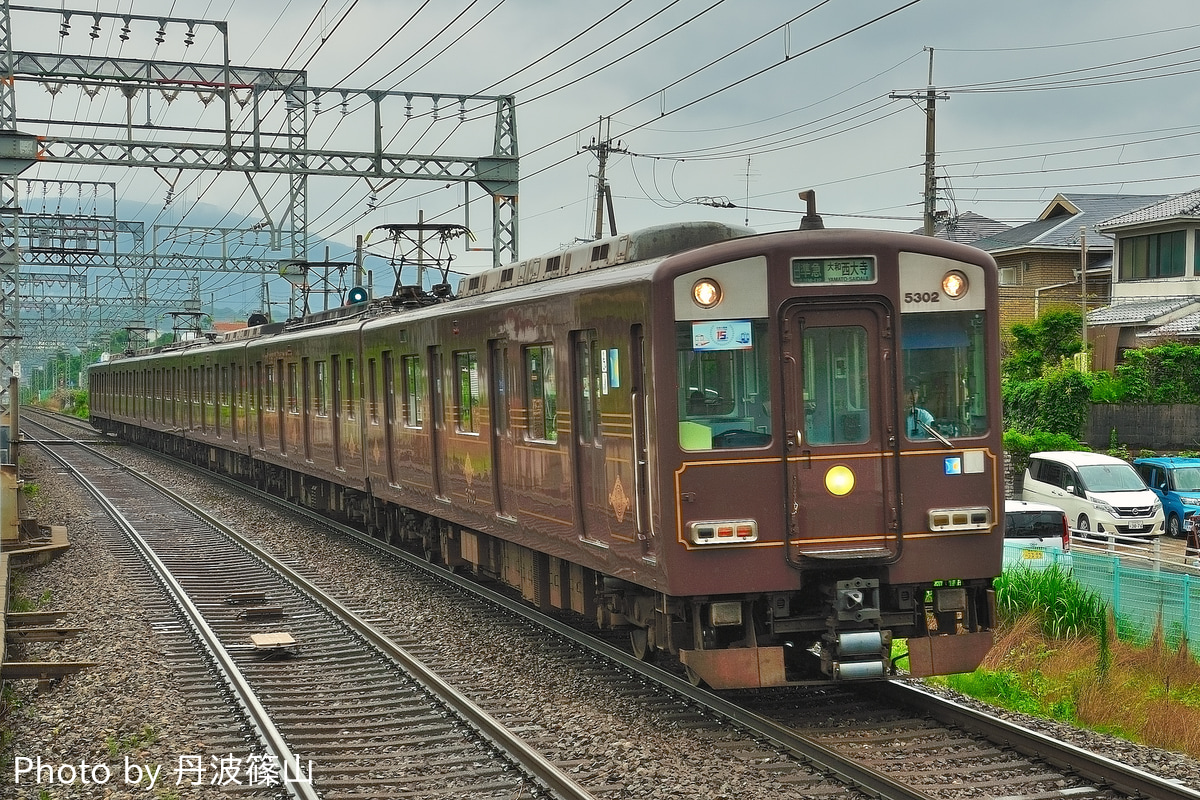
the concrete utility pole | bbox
[583,117,627,240]
[891,48,948,236]
[1080,226,1088,368]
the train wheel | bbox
[630,628,654,662]
[684,665,705,688]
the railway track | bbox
[21,409,1200,800]
[20,413,593,800]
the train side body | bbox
[88,221,1002,688]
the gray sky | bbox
[12,0,1200,301]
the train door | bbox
[489,338,514,519]
[428,346,447,501]
[381,352,397,485]
[630,324,653,553]
[219,365,227,439]
[780,301,898,560]
[255,362,265,450]
[331,354,343,470]
[571,329,606,543]
[301,358,312,461]
[233,364,242,442]
[278,359,288,455]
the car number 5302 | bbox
[905,291,940,303]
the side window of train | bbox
[367,357,379,424]
[573,330,601,446]
[287,362,299,414]
[525,344,557,443]
[264,363,275,411]
[676,319,772,450]
[402,355,423,428]
[314,360,328,416]
[345,358,357,420]
[454,350,479,434]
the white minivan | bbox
[1022,451,1164,538]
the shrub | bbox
[1003,430,1089,481]
[994,565,1107,639]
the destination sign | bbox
[791,256,876,285]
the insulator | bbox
[90,17,101,39]
[59,13,71,37]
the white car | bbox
[1021,451,1164,538]
[1003,499,1070,571]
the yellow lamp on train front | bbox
[825,465,855,496]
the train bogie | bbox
[89,220,1003,689]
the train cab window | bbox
[314,360,328,416]
[454,350,479,434]
[287,363,299,414]
[676,320,771,450]
[901,310,989,439]
[525,344,557,443]
[402,355,423,428]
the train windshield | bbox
[901,310,988,439]
[677,319,772,450]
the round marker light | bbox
[941,270,968,299]
[692,278,722,309]
[825,465,855,496]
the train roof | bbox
[456,221,754,299]
[94,221,757,366]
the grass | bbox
[5,570,51,613]
[928,565,1200,757]
[104,725,160,759]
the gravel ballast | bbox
[5,441,1200,798]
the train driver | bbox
[905,376,934,438]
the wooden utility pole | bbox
[891,48,948,236]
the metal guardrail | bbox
[1006,531,1200,647]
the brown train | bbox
[88,219,1003,689]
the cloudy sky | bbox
[11,0,1200,307]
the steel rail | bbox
[873,681,1200,800]
[23,417,597,800]
[28,433,321,800]
[40,410,1198,800]
[155,453,931,800]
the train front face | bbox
[656,228,1002,688]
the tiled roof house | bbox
[971,193,1169,335]
[910,211,1010,244]
[1087,188,1200,370]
